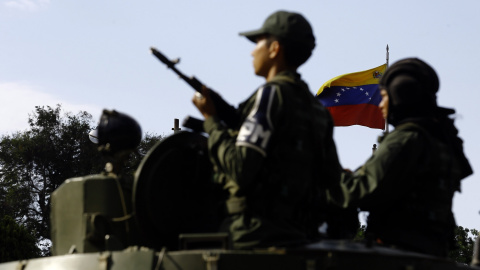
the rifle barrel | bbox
[150,47,203,92]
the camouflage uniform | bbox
[328,58,472,257]
[203,70,341,249]
[332,122,465,256]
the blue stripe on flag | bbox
[317,84,381,107]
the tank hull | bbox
[1,240,477,270]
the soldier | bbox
[328,58,473,257]
[192,10,342,249]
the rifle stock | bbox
[150,47,240,129]
[182,115,205,133]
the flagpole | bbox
[384,44,390,133]
[386,44,389,67]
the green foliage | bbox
[124,132,164,176]
[0,105,163,258]
[0,105,104,255]
[354,224,479,264]
[448,226,479,264]
[0,215,40,262]
[354,224,366,241]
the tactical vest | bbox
[236,72,337,235]
[367,122,459,256]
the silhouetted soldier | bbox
[192,10,342,249]
[328,58,473,257]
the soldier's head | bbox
[239,10,315,72]
[97,109,142,156]
[379,58,439,126]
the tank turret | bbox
[2,110,478,270]
[50,110,142,255]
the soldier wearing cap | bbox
[192,10,342,249]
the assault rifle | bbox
[150,47,240,131]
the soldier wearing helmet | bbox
[328,58,473,257]
[192,10,342,249]
[50,110,142,255]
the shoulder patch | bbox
[236,85,277,156]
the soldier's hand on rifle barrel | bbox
[192,86,217,120]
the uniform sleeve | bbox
[204,85,280,191]
[327,129,427,210]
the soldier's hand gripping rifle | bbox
[150,47,240,131]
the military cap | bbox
[239,10,315,51]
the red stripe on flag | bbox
[327,104,385,129]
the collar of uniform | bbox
[269,70,300,84]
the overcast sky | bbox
[1,0,479,230]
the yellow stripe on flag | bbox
[317,64,387,96]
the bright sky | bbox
[1,0,479,230]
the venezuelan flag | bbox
[316,64,387,129]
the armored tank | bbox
[1,110,479,270]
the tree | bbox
[0,105,105,254]
[354,225,479,263]
[124,132,164,176]
[0,105,163,258]
[0,215,40,262]
[449,226,479,264]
